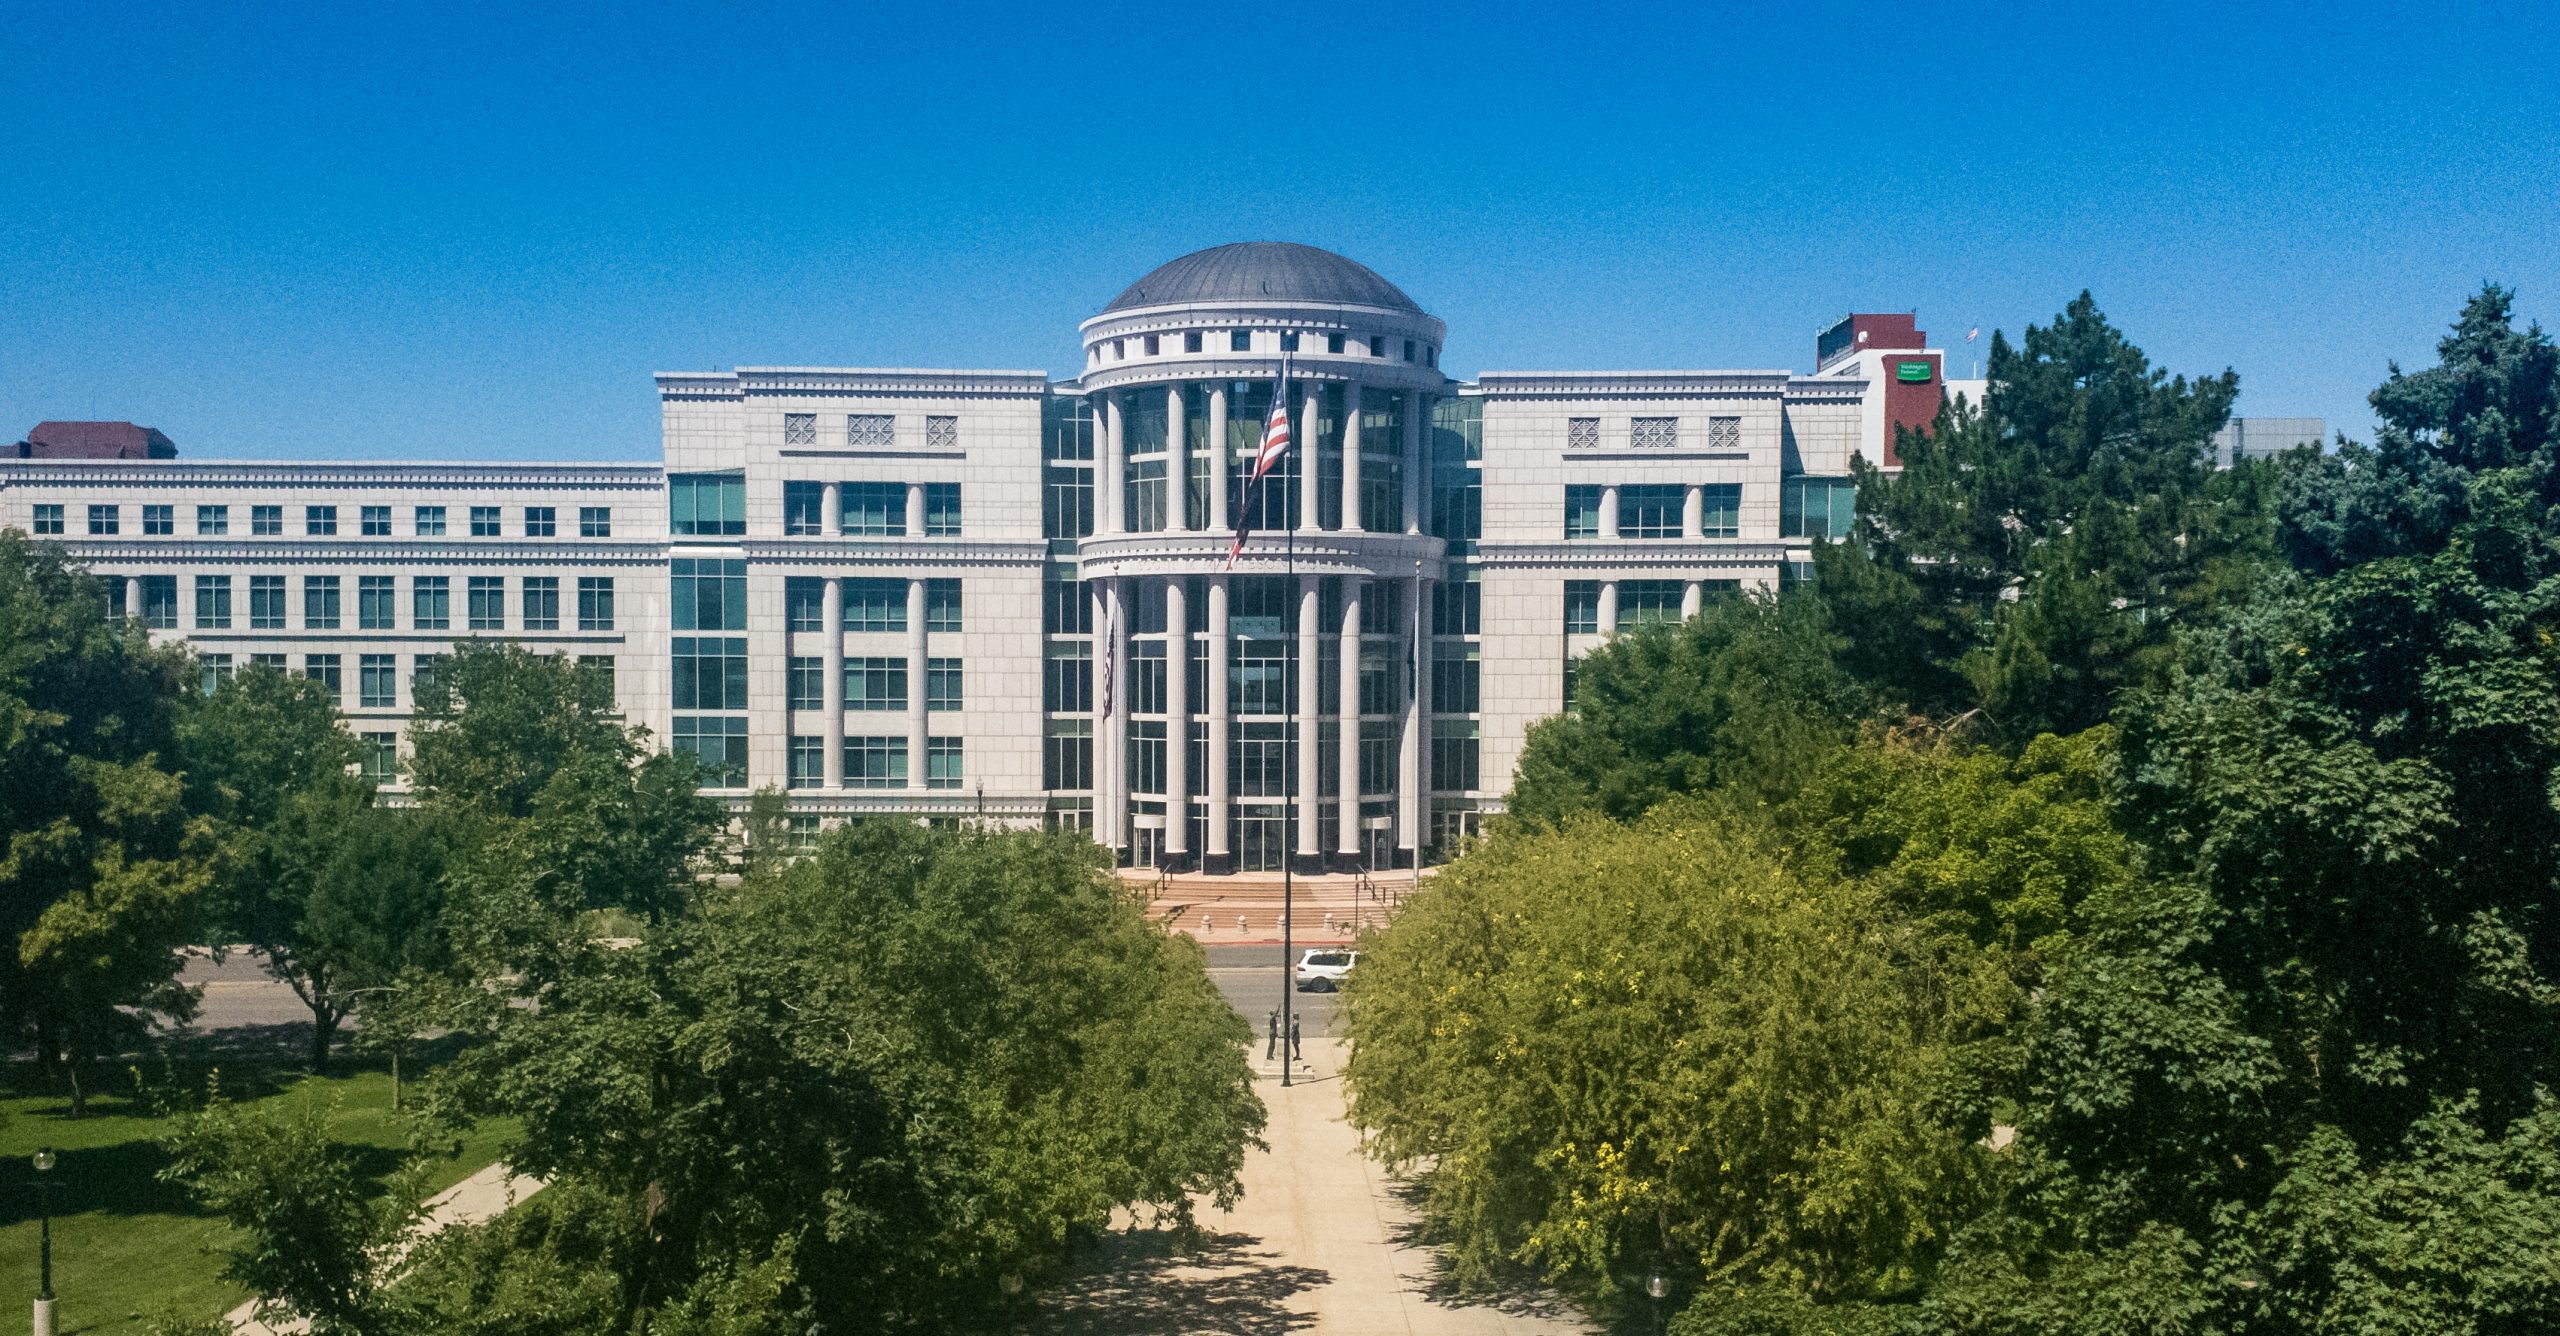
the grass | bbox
[0,1042,516,1335]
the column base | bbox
[1288,852,1329,876]
[1159,851,1199,874]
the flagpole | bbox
[1279,359,1296,1089]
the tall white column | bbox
[1341,383,1364,532]
[821,577,845,788]
[1102,579,1127,856]
[906,578,929,793]
[1684,483,1705,539]
[1296,575,1322,858]
[905,483,927,538]
[1206,577,1232,863]
[1404,392,1428,534]
[1301,383,1325,532]
[1600,484,1621,541]
[1682,579,1704,621]
[1208,384,1232,531]
[1167,385,1191,533]
[1164,577,1190,858]
[1101,391,1126,534]
[1338,578,1364,856]
[1401,570,1427,864]
[822,481,841,536]
[122,576,139,620]
[1596,581,1619,636]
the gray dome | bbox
[1103,242,1421,314]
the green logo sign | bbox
[1895,360,1934,383]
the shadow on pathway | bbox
[1030,1227,1329,1335]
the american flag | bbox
[1967,326,1980,343]
[1227,356,1293,570]
[1098,595,1115,720]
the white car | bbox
[1295,949,1358,993]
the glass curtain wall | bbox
[1123,392,1169,532]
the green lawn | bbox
[0,1050,514,1335]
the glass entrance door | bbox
[1238,806,1288,872]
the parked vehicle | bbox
[1296,949,1357,992]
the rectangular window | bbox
[1564,485,1602,539]
[1146,335,1162,356]
[673,715,749,787]
[32,504,64,534]
[251,652,288,671]
[359,505,391,536]
[579,506,611,537]
[251,504,283,536]
[1043,574,1092,635]
[1127,721,1165,795]
[415,505,447,536]
[1232,721,1292,796]
[1564,580,1602,635]
[925,578,962,632]
[469,506,501,537]
[360,732,398,784]
[1432,643,1480,713]
[1370,335,1387,357]
[1432,579,1481,636]
[195,575,232,629]
[1045,643,1092,713]
[524,506,556,537]
[1325,332,1345,355]
[1230,330,1252,352]
[359,654,397,709]
[250,575,286,629]
[923,483,960,536]
[787,656,824,710]
[926,737,963,789]
[669,473,747,538]
[1432,724,1481,792]
[358,575,397,629]
[138,575,177,628]
[788,736,824,789]
[1618,579,1684,629]
[783,412,817,445]
[1619,484,1685,538]
[926,658,963,711]
[1044,721,1093,790]
[1360,720,1398,795]
[925,415,958,449]
[841,481,905,536]
[414,576,450,629]
[844,736,907,788]
[200,654,233,695]
[1781,477,1854,539]
[304,575,341,629]
[1280,332,1299,352]
[783,482,826,535]
[843,578,906,633]
[305,653,342,701]
[88,504,119,535]
[142,504,174,535]
[523,576,561,631]
[468,576,506,630]
[1699,483,1742,539]
[576,654,613,698]
[672,636,750,711]
[844,657,907,711]
[671,557,747,631]
[577,577,615,631]
[847,413,895,447]
[785,577,825,632]
[1404,339,1417,362]
[1566,416,1599,449]
[1631,416,1680,449]
[1184,331,1202,353]
[196,504,228,535]
[413,653,448,700]
[306,505,337,536]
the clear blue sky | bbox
[6,0,2555,461]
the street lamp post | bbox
[1645,1270,1669,1336]
[33,1147,57,1336]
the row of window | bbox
[118,573,616,632]
[1563,484,1744,540]
[782,656,965,711]
[1563,415,1744,451]
[1098,329,1438,368]
[195,650,611,711]
[785,735,966,790]
[37,503,613,539]
[780,413,958,449]
[1035,718,1482,796]
[779,577,966,633]
[781,482,962,536]
[1563,579,1741,634]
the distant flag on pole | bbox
[1967,326,1980,342]
[1226,356,1294,570]
[1098,597,1116,720]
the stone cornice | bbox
[1077,358,1449,397]
[1475,371,1796,400]
[1784,376,1869,401]
[1473,539,1804,570]
[54,539,671,566]
[740,538,1048,569]
[1078,300,1447,344]
[1076,530,1446,581]
[729,791,1049,816]
[658,369,1053,400]
[0,462,660,489]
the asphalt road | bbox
[1205,944,1343,1052]
[175,948,323,1033]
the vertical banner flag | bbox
[1099,595,1115,721]
[1227,356,1294,570]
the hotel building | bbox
[1,243,1980,874]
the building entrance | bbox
[1238,807,1288,872]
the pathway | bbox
[1029,1038,1593,1334]
[223,1162,546,1335]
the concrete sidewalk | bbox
[223,1161,546,1335]
[1033,1038,1593,1334]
